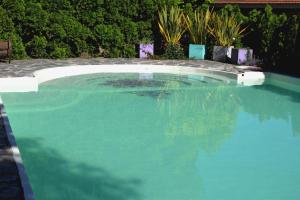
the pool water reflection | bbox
[1,73,300,200]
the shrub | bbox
[39,0,73,12]
[0,0,25,24]
[244,5,297,68]
[11,33,27,59]
[164,43,185,59]
[26,36,48,58]
[22,2,49,40]
[0,0,297,73]
[49,13,95,56]
[137,21,153,43]
[94,24,125,57]
[72,0,104,28]
[0,6,14,33]
[49,47,69,59]
[48,41,71,59]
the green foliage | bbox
[158,6,186,45]
[47,41,71,59]
[121,18,139,45]
[0,0,297,72]
[11,33,27,59]
[22,2,49,39]
[184,8,212,44]
[137,21,153,43]
[73,0,104,28]
[245,5,299,68]
[250,6,287,61]
[208,11,247,46]
[220,4,247,23]
[39,0,73,12]
[50,13,94,56]
[26,36,48,58]
[50,47,70,59]
[0,5,27,59]
[0,6,14,33]
[164,43,185,59]
[0,0,158,59]
[1,0,25,34]
[94,24,124,57]
[1,0,25,22]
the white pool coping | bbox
[0,97,35,200]
[0,64,266,92]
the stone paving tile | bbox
[0,58,247,78]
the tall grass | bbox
[184,9,212,44]
[158,6,186,45]
[209,12,247,46]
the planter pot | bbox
[189,44,205,60]
[231,48,253,65]
[139,43,154,59]
[212,46,233,62]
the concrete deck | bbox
[0,58,248,78]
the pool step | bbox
[237,71,265,86]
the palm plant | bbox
[209,12,247,46]
[184,8,212,44]
[158,6,186,45]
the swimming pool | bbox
[1,72,300,200]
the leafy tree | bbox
[26,36,48,58]
[73,0,104,28]
[48,12,95,56]
[50,47,69,58]
[11,33,27,59]
[39,0,73,12]
[0,6,14,34]
[94,24,124,57]
[0,0,297,72]
[22,2,49,40]
[0,0,25,29]
[246,6,288,67]
[0,6,27,58]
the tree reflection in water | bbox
[156,80,241,155]
[238,83,300,137]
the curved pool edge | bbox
[0,97,35,200]
[265,73,300,92]
[0,64,265,92]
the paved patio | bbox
[0,58,257,78]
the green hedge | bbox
[241,5,299,71]
[0,1,299,72]
[0,0,161,58]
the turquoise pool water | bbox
[1,73,300,200]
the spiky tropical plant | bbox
[158,6,186,45]
[184,8,212,44]
[209,12,247,46]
